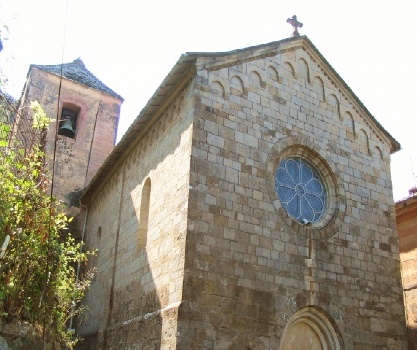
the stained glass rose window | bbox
[275,157,327,224]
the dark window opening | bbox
[58,108,78,138]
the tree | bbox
[0,99,92,348]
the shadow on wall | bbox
[77,88,191,348]
[104,177,163,348]
[76,176,162,349]
[407,324,417,349]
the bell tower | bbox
[17,58,123,237]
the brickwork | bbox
[18,67,122,237]
[78,37,407,348]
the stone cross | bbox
[286,15,303,37]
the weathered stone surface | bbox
[77,36,407,348]
[77,84,193,348]
[396,195,417,349]
[17,66,122,238]
[0,320,61,350]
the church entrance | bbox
[280,306,342,350]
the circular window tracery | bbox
[275,158,327,224]
[266,136,346,238]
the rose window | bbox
[275,157,327,224]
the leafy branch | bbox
[0,100,93,348]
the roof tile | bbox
[32,58,123,100]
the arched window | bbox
[138,178,151,249]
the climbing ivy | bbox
[0,101,92,348]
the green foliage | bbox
[30,101,53,130]
[0,102,93,348]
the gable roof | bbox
[31,58,123,100]
[82,35,400,200]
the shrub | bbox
[0,101,92,348]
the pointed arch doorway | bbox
[280,306,343,350]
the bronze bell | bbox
[58,119,75,138]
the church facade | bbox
[74,35,407,348]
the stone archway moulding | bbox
[280,306,343,350]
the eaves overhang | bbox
[81,54,197,200]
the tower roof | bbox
[31,58,123,100]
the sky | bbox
[1,0,416,201]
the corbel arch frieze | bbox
[343,111,356,140]
[249,69,263,88]
[305,49,391,149]
[209,75,229,97]
[327,93,341,121]
[281,61,296,82]
[374,145,384,161]
[230,74,245,96]
[267,64,280,84]
[358,128,371,156]
[297,57,311,85]
[312,75,325,103]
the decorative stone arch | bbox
[344,111,355,139]
[282,62,296,81]
[167,104,176,124]
[358,128,371,155]
[126,153,133,171]
[267,65,280,83]
[297,58,310,84]
[250,70,262,88]
[139,140,146,157]
[313,76,325,103]
[177,95,185,113]
[160,111,168,132]
[230,75,244,96]
[327,94,341,120]
[156,119,164,140]
[374,145,384,160]
[149,128,157,146]
[280,306,343,350]
[211,80,225,97]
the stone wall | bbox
[0,320,61,350]
[179,41,407,348]
[396,195,417,348]
[76,38,407,348]
[77,83,194,348]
